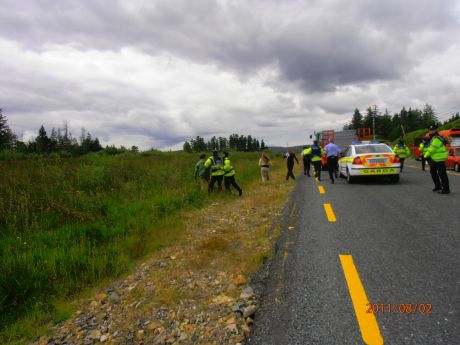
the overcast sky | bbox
[1,0,460,149]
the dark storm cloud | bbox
[2,0,458,92]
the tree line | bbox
[183,134,267,153]
[0,108,103,155]
[343,104,459,140]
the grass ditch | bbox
[0,150,282,342]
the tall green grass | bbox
[0,151,264,334]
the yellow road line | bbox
[318,186,325,194]
[339,255,384,345]
[323,203,336,222]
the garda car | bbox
[339,141,401,183]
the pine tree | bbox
[35,125,51,153]
[350,109,363,129]
[0,108,16,150]
[183,141,192,153]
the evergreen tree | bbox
[350,108,363,129]
[421,104,438,128]
[35,125,51,153]
[0,108,16,150]
[183,141,192,153]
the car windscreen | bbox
[354,145,393,154]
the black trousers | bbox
[224,175,242,192]
[421,156,426,171]
[312,161,322,180]
[303,157,311,176]
[208,175,223,193]
[327,156,338,181]
[286,164,295,180]
[400,158,405,172]
[430,161,450,191]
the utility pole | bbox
[372,104,377,140]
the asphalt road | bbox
[248,161,460,345]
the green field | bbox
[0,151,266,337]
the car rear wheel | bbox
[455,163,460,172]
[346,168,355,184]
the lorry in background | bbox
[414,128,460,159]
[314,129,365,168]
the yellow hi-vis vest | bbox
[223,157,235,177]
[204,156,225,176]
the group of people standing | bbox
[194,150,243,196]
[288,139,340,184]
[194,124,451,195]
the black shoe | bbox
[432,188,441,192]
[239,189,243,196]
[438,190,450,194]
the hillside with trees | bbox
[183,134,267,152]
[343,104,453,141]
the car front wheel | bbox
[455,163,460,172]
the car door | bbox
[446,149,454,169]
[340,146,351,174]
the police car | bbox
[338,141,401,183]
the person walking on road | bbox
[284,149,299,180]
[324,139,341,184]
[393,139,411,172]
[301,146,312,176]
[223,151,243,196]
[204,150,225,194]
[424,125,450,194]
[259,152,272,184]
[311,141,324,182]
[419,137,430,171]
[194,153,210,191]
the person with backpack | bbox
[223,151,243,196]
[204,150,225,194]
[194,153,210,191]
[393,139,411,172]
[311,141,324,182]
[424,125,450,194]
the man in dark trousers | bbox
[204,150,225,194]
[324,139,340,184]
[424,125,450,194]
[223,151,243,196]
[311,141,324,182]
[284,149,299,180]
[301,146,312,176]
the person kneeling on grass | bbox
[223,151,243,196]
